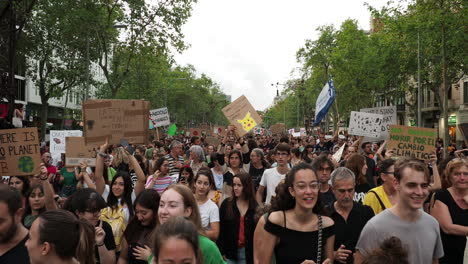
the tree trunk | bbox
[60,87,70,129]
[441,24,449,158]
[40,98,49,141]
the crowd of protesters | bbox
[1,124,467,264]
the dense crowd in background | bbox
[1,125,467,264]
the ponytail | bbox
[38,210,96,264]
[76,219,96,264]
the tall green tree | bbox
[21,0,103,139]
[95,0,197,98]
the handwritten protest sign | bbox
[222,95,262,137]
[270,123,285,135]
[50,130,82,165]
[360,106,397,141]
[348,111,384,138]
[149,107,170,127]
[388,125,436,161]
[83,99,149,145]
[0,127,41,176]
[65,137,97,167]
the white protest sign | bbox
[300,128,306,137]
[348,111,384,138]
[292,132,301,137]
[50,130,82,165]
[360,106,397,141]
[149,107,171,127]
[332,144,346,163]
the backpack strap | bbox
[369,190,386,211]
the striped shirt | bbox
[164,154,185,183]
[145,175,172,194]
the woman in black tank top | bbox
[254,163,335,264]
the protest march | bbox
[1,87,467,264]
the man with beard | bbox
[0,184,30,263]
[327,167,374,264]
[355,158,444,264]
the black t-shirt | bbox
[329,202,374,264]
[95,221,116,264]
[0,234,30,264]
[354,183,371,204]
[364,156,376,188]
[249,165,265,191]
[319,186,336,208]
[435,189,468,264]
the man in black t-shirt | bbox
[312,155,336,207]
[328,167,374,264]
[0,185,30,264]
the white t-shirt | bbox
[101,184,137,224]
[260,167,287,204]
[198,199,219,230]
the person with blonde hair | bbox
[158,185,226,264]
[431,158,468,264]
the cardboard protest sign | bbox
[222,95,262,137]
[83,99,149,145]
[213,126,225,135]
[50,130,83,165]
[360,106,397,141]
[348,111,384,139]
[388,125,436,161]
[0,127,41,176]
[205,136,221,147]
[149,107,170,127]
[270,123,286,135]
[189,128,201,137]
[65,137,97,167]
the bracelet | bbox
[40,176,48,181]
[97,242,105,247]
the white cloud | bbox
[174,0,389,111]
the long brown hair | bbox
[38,210,95,264]
[346,154,367,185]
[225,172,258,219]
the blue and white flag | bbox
[313,79,336,126]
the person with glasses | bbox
[431,158,468,264]
[256,143,291,205]
[328,168,374,264]
[312,154,336,207]
[64,188,116,264]
[363,159,397,215]
[254,163,335,264]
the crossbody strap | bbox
[369,190,386,211]
[317,214,323,264]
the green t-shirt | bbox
[60,167,78,187]
[23,214,39,229]
[199,235,226,264]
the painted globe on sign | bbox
[18,156,35,173]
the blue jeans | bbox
[227,247,246,264]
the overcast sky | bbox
[174,0,389,111]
